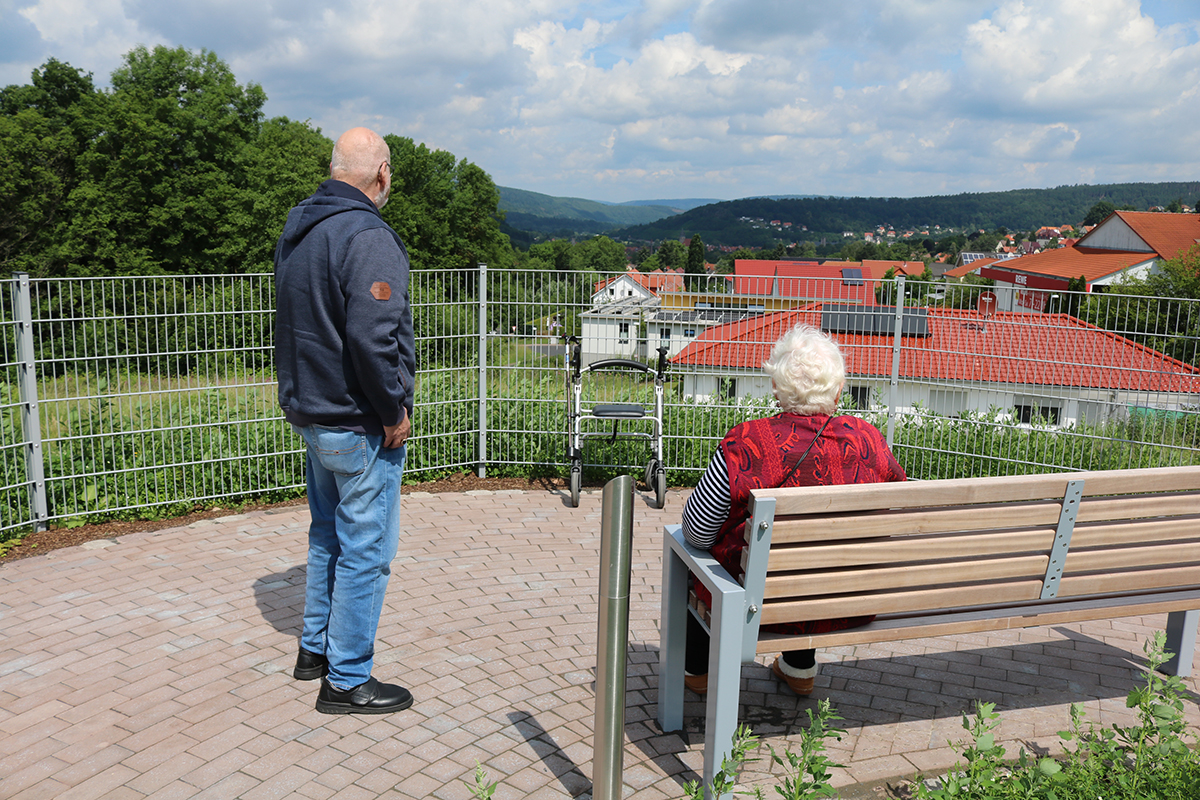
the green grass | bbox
[1,368,1198,543]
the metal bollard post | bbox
[593,475,634,800]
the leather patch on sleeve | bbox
[370,282,392,301]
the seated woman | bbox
[681,323,906,695]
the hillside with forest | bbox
[496,187,682,238]
[612,183,1200,247]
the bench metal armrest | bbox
[660,524,749,797]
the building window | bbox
[1014,402,1061,425]
[718,377,737,399]
[683,329,696,337]
[929,389,967,417]
[845,385,870,409]
[618,322,629,343]
[659,328,671,343]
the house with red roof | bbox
[977,211,1200,313]
[592,267,684,304]
[583,267,726,362]
[730,259,925,306]
[671,305,1200,426]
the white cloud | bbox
[3,0,1199,201]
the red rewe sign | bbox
[978,267,1070,291]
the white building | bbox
[672,304,1200,425]
[977,211,1200,313]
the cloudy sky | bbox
[3,0,1199,203]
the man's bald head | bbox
[330,127,392,209]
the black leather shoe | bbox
[315,677,413,715]
[293,648,328,681]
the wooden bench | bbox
[657,465,1200,793]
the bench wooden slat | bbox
[1066,541,1200,573]
[755,589,1200,653]
[762,541,1200,599]
[766,492,1200,544]
[1059,564,1200,598]
[760,580,1044,624]
[761,517,1200,572]
[762,529,1054,570]
[762,554,1050,598]
[760,564,1200,624]
[756,465,1200,516]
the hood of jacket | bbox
[281,179,383,245]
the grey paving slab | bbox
[1,486,1197,799]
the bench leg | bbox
[1162,610,1198,677]
[703,588,743,800]
[657,539,689,733]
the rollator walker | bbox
[565,337,669,508]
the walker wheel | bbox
[569,467,581,508]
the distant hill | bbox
[615,198,724,211]
[497,187,686,236]
[613,182,1200,247]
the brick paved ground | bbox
[1,486,1197,800]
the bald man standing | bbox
[275,127,416,714]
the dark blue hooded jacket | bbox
[274,180,415,435]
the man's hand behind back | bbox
[383,411,410,449]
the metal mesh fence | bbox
[1,267,1197,536]
[23,275,296,526]
[0,278,33,538]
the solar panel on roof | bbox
[821,303,930,337]
[841,268,864,285]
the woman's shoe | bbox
[771,657,816,696]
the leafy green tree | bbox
[1083,200,1116,226]
[60,46,267,275]
[685,234,706,290]
[383,134,510,275]
[657,240,686,270]
[0,108,79,271]
[225,116,331,271]
[568,235,626,273]
[525,239,572,271]
[1081,245,1200,366]
[0,59,101,273]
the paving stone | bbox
[1,491,1197,799]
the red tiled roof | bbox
[860,260,925,279]
[1108,211,1200,261]
[672,306,1200,393]
[732,259,924,301]
[986,247,1150,283]
[943,259,994,278]
[594,267,683,295]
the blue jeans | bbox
[295,425,405,690]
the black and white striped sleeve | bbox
[681,446,731,551]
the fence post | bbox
[886,275,905,447]
[477,263,488,478]
[593,474,634,800]
[13,272,48,531]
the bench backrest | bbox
[741,465,1200,639]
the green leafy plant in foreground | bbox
[686,700,846,800]
[684,723,763,799]
[768,699,846,799]
[916,630,1199,800]
[467,761,497,799]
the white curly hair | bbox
[761,323,845,415]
